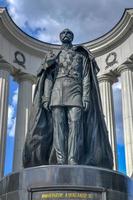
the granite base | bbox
[0,165,133,200]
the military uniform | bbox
[43,47,90,164]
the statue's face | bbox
[60,29,74,44]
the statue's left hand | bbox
[46,51,57,66]
[83,101,90,111]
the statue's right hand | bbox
[43,101,49,111]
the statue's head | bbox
[60,29,74,44]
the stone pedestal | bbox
[0,166,133,200]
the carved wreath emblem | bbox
[14,51,26,68]
[105,52,117,69]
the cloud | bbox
[7,88,18,137]
[6,0,133,43]
[113,81,121,90]
[12,87,18,105]
[8,105,14,128]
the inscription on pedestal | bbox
[32,191,103,200]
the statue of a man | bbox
[43,29,90,164]
[23,29,113,169]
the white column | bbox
[0,63,11,178]
[32,83,36,102]
[118,64,133,176]
[98,74,118,170]
[13,73,34,172]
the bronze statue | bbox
[23,29,113,169]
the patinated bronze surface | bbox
[23,29,113,169]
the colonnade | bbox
[0,62,11,178]
[98,73,118,170]
[118,64,133,176]
[98,63,133,176]
[13,73,35,171]
[0,62,35,177]
[0,62,133,177]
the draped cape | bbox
[23,46,113,169]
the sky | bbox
[1,0,133,175]
[4,77,18,175]
[1,0,133,44]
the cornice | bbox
[0,8,133,57]
[0,8,60,56]
[84,9,133,55]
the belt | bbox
[56,75,82,82]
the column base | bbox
[0,165,133,200]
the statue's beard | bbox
[61,36,72,44]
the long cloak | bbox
[23,46,113,169]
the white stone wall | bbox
[0,32,42,76]
[95,33,133,76]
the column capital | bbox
[98,72,118,84]
[0,61,12,73]
[117,63,133,74]
[13,70,36,84]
